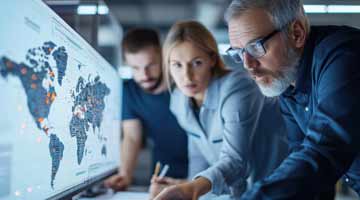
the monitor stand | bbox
[79,184,108,198]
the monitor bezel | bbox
[0,1,121,199]
[46,167,118,200]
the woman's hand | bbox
[153,184,193,200]
[149,176,186,199]
[153,177,211,200]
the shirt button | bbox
[305,107,309,112]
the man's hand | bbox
[149,176,186,199]
[104,174,131,191]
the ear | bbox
[289,20,307,48]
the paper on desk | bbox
[110,191,149,200]
[109,192,232,200]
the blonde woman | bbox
[152,21,288,200]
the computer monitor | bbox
[0,0,121,199]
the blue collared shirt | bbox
[242,26,360,199]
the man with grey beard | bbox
[225,0,360,199]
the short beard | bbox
[140,72,163,93]
[258,46,300,97]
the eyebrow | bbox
[143,61,157,68]
[246,33,267,45]
[129,61,156,69]
[190,56,203,61]
[170,56,203,63]
[169,59,180,63]
[236,29,270,48]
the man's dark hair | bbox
[121,28,161,62]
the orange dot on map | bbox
[51,93,56,101]
[31,74,37,80]
[21,68,27,75]
[37,117,44,123]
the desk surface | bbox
[79,191,148,200]
[78,186,233,200]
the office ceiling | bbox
[106,0,230,31]
[42,0,360,67]
[45,0,360,43]
[106,0,360,29]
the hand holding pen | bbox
[149,162,186,200]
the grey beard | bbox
[258,47,300,97]
[258,66,298,97]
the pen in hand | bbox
[158,164,169,178]
[153,161,161,177]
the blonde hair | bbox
[162,20,229,89]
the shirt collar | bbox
[201,75,221,110]
[283,27,317,96]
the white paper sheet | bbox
[109,192,149,200]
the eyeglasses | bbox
[226,29,280,63]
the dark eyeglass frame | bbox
[226,29,281,63]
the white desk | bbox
[78,186,149,200]
[79,191,148,200]
[78,187,233,200]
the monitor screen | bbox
[0,0,121,199]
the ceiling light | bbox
[304,4,360,14]
[303,5,327,13]
[77,5,109,15]
[328,5,360,13]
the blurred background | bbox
[44,0,360,70]
[43,0,360,199]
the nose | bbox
[140,67,150,79]
[243,52,259,72]
[184,64,193,82]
